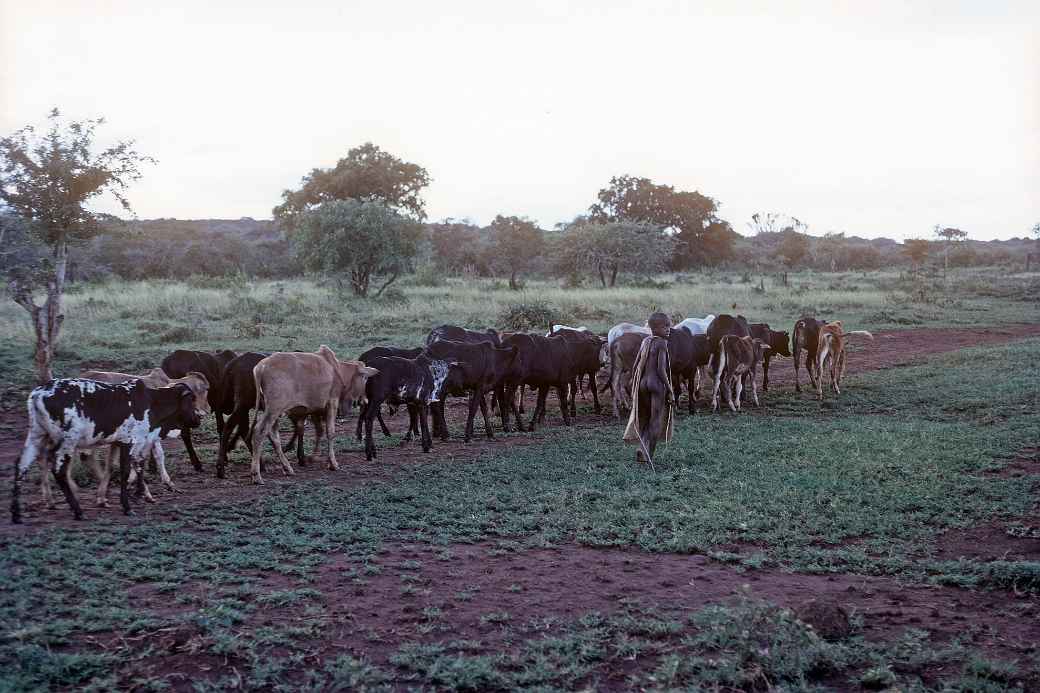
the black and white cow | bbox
[359,354,460,460]
[355,346,424,440]
[12,379,203,522]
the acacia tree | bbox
[556,220,675,287]
[747,212,807,236]
[293,198,422,297]
[589,175,718,268]
[487,215,544,289]
[776,230,811,276]
[903,238,931,273]
[273,143,430,229]
[1,110,152,382]
[933,225,968,279]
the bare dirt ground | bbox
[3,324,1039,689]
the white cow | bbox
[675,314,716,336]
[606,322,650,347]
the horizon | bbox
[2,1,1037,242]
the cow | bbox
[498,333,573,431]
[792,317,828,393]
[607,322,650,347]
[665,326,705,414]
[426,325,501,348]
[66,371,211,506]
[675,314,716,336]
[711,335,771,412]
[161,349,237,471]
[12,378,204,522]
[359,354,459,460]
[216,352,324,479]
[814,321,874,400]
[748,323,792,392]
[249,346,377,485]
[549,328,605,415]
[422,340,520,441]
[622,336,673,467]
[355,346,424,441]
[605,331,647,419]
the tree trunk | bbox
[12,240,68,383]
[597,263,606,288]
[609,264,618,288]
[351,268,370,297]
[509,270,518,291]
[373,271,400,297]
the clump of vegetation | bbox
[499,301,556,331]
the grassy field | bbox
[0,269,1038,691]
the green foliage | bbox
[273,142,430,228]
[487,215,545,289]
[292,198,423,297]
[498,300,555,331]
[554,220,675,287]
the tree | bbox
[589,175,718,269]
[747,212,807,237]
[428,219,488,275]
[817,232,848,271]
[684,219,738,267]
[556,220,675,287]
[933,225,968,279]
[487,215,544,290]
[1028,222,1039,271]
[292,198,422,297]
[903,238,931,273]
[273,143,430,230]
[776,230,811,272]
[1,109,152,382]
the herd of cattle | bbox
[11,314,872,523]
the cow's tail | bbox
[247,364,265,447]
[601,343,616,394]
[11,447,21,524]
[840,330,874,341]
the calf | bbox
[748,323,792,392]
[355,346,424,440]
[605,332,647,419]
[498,334,574,432]
[360,354,459,460]
[792,317,828,393]
[216,352,323,479]
[423,340,520,441]
[622,336,673,467]
[249,346,377,484]
[814,320,874,400]
[161,349,237,470]
[13,379,203,522]
[551,328,605,415]
[711,335,771,412]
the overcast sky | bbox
[2,0,1037,240]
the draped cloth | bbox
[622,336,674,462]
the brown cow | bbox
[606,331,647,420]
[711,335,770,412]
[249,346,377,484]
[814,320,874,400]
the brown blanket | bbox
[622,336,674,457]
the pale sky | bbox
[2,0,1037,240]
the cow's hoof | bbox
[253,477,264,485]
[328,462,340,472]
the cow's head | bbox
[770,331,792,357]
[751,338,772,363]
[170,383,204,429]
[337,360,379,407]
[170,371,211,417]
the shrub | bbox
[499,301,556,331]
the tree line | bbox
[2,110,1037,380]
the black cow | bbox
[426,325,501,348]
[360,354,459,460]
[355,346,424,441]
[161,349,237,471]
[499,334,574,432]
[215,352,323,479]
[552,328,605,415]
[792,317,828,393]
[748,323,792,391]
[666,327,707,414]
[422,340,519,441]
[13,379,202,522]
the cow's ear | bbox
[359,366,379,378]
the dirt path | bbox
[2,323,1038,530]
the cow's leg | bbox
[150,441,177,493]
[217,408,244,479]
[568,377,578,416]
[793,344,803,393]
[180,428,203,472]
[355,402,367,441]
[364,403,377,460]
[558,382,572,426]
[117,444,133,516]
[463,390,481,443]
[250,410,277,485]
[728,375,740,412]
[292,416,308,465]
[88,450,110,508]
[711,350,726,412]
[518,384,526,415]
[324,403,340,471]
[762,355,771,392]
[53,452,84,521]
[433,401,449,441]
[528,386,547,431]
[419,402,432,453]
[377,407,392,437]
[836,350,847,393]
[478,390,494,439]
[406,403,419,441]
[589,370,602,414]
